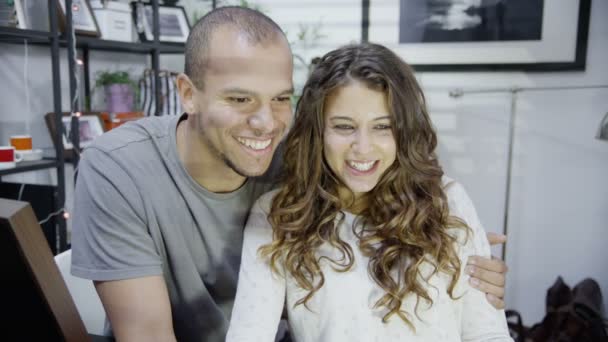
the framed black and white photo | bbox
[369,0,592,71]
[45,112,105,153]
[133,4,190,43]
[0,0,24,28]
[60,115,104,149]
[56,0,100,36]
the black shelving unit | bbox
[0,27,54,40]
[78,39,184,113]
[0,0,67,254]
[0,160,61,177]
[65,0,185,167]
[0,0,185,254]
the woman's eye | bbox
[334,125,354,130]
[375,124,392,130]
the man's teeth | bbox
[348,160,376,171]
[236,137,271,150]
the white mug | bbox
[0,145,23,170]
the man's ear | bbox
[176,74,197,114]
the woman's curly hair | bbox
[260,43,469,328]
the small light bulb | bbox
[63,211,70,220]
[76,59,84,66]
[75,112,82,117]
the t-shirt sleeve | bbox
[445,181,513,342]
[70,147,163,281]
[226,191,286,342]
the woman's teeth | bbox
[347,160,375,171]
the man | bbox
[71,6,509,342]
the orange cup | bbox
[10,135,33,151]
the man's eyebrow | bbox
[277,87,295,96]
[221,87,257,95]
[220,87,295,97]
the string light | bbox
[39,208,66,225]
[33,3,82,241]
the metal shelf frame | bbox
[0,0,182,253]
[0,0,68,253]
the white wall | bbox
[1,0,606,328]
[417,1,608,325]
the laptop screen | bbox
[0,198,89,341]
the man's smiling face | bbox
[191,26,294,177]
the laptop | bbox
[0,197,111,341]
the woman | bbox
[226,43,512,341]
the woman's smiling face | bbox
[323,81,396,200]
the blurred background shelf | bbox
[0,26,53,40]
[0,159,60,177]
[0,27,185,54]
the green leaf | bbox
[95,71,134,87]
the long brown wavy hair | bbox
[260,43,470,328]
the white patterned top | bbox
[227,179,513,342]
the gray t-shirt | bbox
[70,114,280,342]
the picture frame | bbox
[8,0,49,32]
[132,3,190,43]
[45,112,105,155]
[369,0,592,72]
[597,112,608,142]
[56,0,100,37]
[12,0,27,29]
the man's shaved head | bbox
[184,6,289,88]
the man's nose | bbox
[248,104,275,135]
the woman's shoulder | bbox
[441,175,472,210]
[441,175,490,256]
[252,189,282,215]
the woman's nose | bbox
[351,130,372,155]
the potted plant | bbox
[95,71,136,113]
